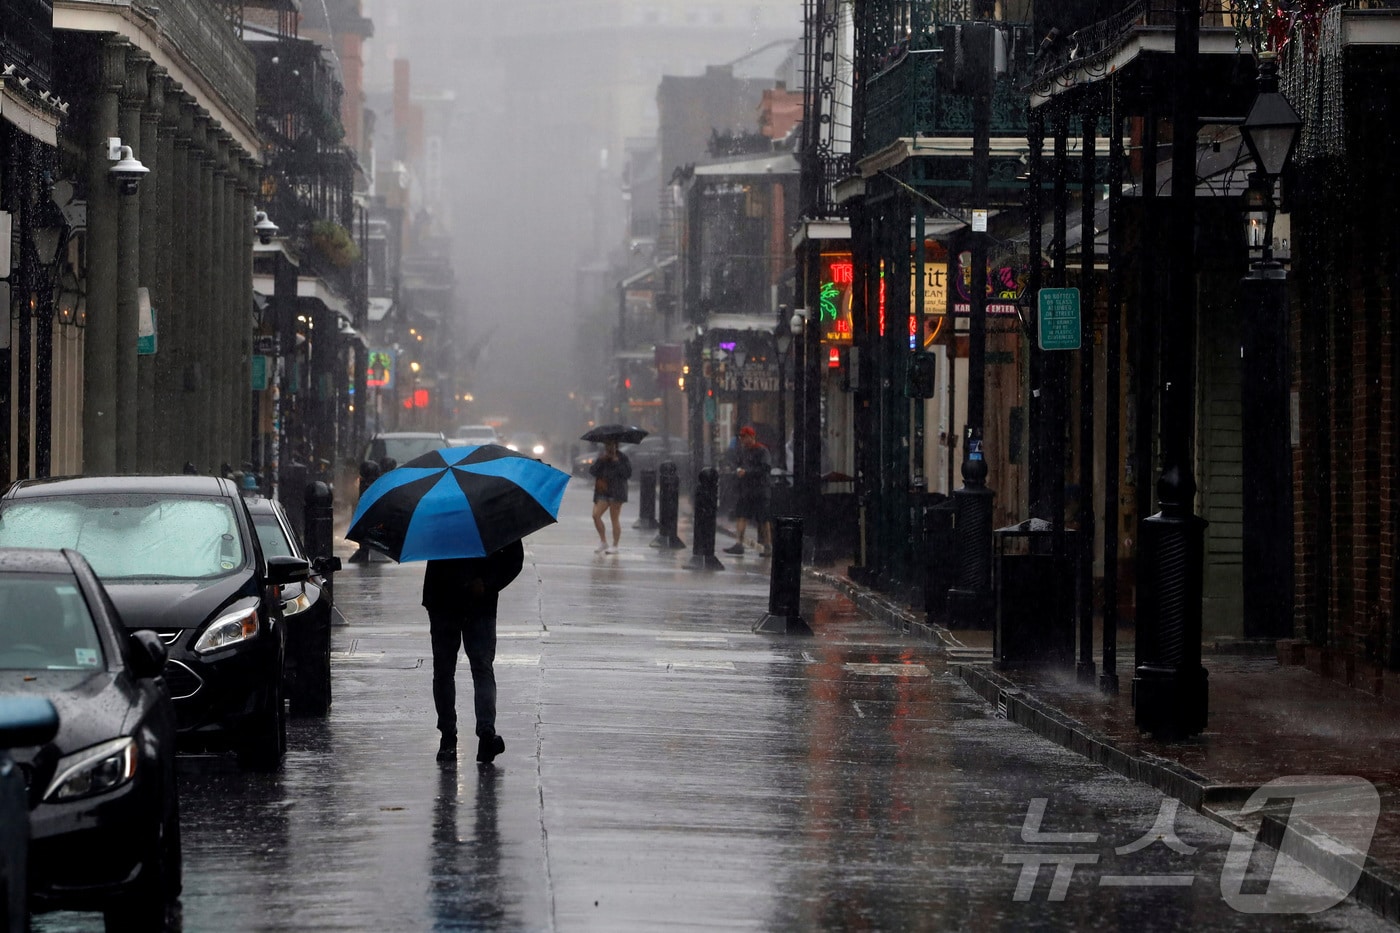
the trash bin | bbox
[993,519,1077,669]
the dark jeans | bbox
[428,601,498,739]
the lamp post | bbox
[1135,0,1207,739]
[774,307,793,473]
[773,306,797,521]
[1239,51,1301,639]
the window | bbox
[252,513,297,560]
[0,575,105,671]
[0,495,246,580]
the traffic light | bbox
[906,353,937,399]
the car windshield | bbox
[369,436,444,464]
[0,495,247,581]
[0,574,105,671]
[251,513,296,560]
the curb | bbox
[814,568,1400,923]
[807,568,962,649]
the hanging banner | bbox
[137,287,157,355]
[953,252,1031,316]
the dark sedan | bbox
[0,476,309,771]
[0,547,179,929]
[243,495,340,717]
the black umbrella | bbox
[580,424,648,445]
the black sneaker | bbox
[723,542,745,555]
[477,733,505,764]
[436,734,457,762]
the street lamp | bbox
[1238,50,1301,641]
[773,307,794,476]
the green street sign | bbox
[251,355,269,391]
[1038,287,1081,351]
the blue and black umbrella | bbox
[346,445,569,562]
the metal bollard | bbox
[754,517,812,635]
[946,484,995,628]
[281,461,308,541]
[349,462,381,563]
[687,467,724,570]
[303,481,337,606]
[651,461,686,549]
[633,468,659,530]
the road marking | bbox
[495,655,541,667]
[842,662,931,677]
[655,635,730,644]
[852,701,865,719]
[656,660,737,672]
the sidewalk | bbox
[817,568,1400,923]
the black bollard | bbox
[754,516,812,635]
[303,481,337,605]
[633,468,659,530]
[303,482,334,559]
[281,460,308,541]
[651,461,686,549]
[687,467,724,570]
[348,461,382,563]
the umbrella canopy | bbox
[581,424,648,445]
[346,445,569,562]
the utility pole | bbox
[947,21,996,627]
[1134,0,1208,739]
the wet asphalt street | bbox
[35,476,1397,931]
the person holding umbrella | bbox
[345,444,570,765]
[423,541,523,764]
[579,424,646,555]
[589,439,632,554]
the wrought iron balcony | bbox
[69,0,256,120]
[862,40,1031,158]
[1,0,53,92]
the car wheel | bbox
[236,681,286,771]
[289,613,332,718]
[102,786,181,931]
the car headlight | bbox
[282,587,313,617]
[44,737,137,802]
[532,444,545,455]
[507,443,519,451]
[193,606,260,654]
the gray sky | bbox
[361,1,802,442]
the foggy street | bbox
[32,482,1393,932]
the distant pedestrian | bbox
[725,426,771,557]
[422,540,525,765]
[589,439,631,554]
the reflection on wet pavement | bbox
[32,480,1393,931]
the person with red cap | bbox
[725,426,771,556]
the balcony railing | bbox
[1,0,53,92]
[72,0,255,120]
[862,36,1031,158]
[1030,0,1400,88]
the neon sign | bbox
[366,349,394,389]
[820,252,855,345]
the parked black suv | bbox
[0,476,308,770]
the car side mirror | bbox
[312,556,342,576]
[267,555,311,586]
[127,630,168,679]
[0,696,59,748]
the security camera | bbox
[108,142,148,195]
[253,209,279,245]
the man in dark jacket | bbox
[422,539,525,764]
